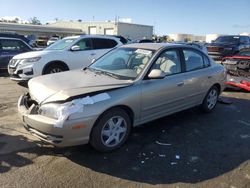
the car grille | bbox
[8,67,16,75]
[207,46,222,52]
[9,59,20,67]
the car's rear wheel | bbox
[44,64,68,74]
[90,108,131,152]
[201,86,219,112]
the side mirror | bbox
[148,69,165,79]
[70,45,80,51]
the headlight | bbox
[39,103,60,119]
[22,57,41,63]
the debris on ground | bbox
[155,140,171,146]
[158,154,166,158]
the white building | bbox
[0,22,82,37]
[168,33,205,42]
[48,21,153,41]
[205,34,224,43]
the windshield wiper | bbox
[99,71,120,79]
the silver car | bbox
[18,43,226,152]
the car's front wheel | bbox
[43,64,68,75]
[90,108,132,152]
[201,86,219,112]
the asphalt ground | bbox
[0,75,250,188]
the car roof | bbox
[64,35,120,40]
[0,37,24,41]
[121,43,182,51]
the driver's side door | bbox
[140,49,189,124]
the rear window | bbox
[92,38,118,49]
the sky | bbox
[0,0,250,35]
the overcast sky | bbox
[0,0,250,35]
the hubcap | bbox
[50,68,62,73]
[101,116,127,147]
[207,89,218,109]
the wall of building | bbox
[205,34,223,43]
[48,21,118,35]
[168,33,205,42]
[0,22,82,37]
[49,21,153,41]
[117,22,153,40]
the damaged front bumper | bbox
[18,94,97,147]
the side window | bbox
[92,38,118,49]
[74,38,92,50]
[240,36,250,43]
[151,50,181,75]
[183,50,205,71]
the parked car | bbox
[8,35,123,81]
[0,37,33,70]
[47,37,60,46]
[207,35,250,61]
[138,39,154,43]
[18,43,226,152]
[221,49,250,91]
[0,33,30,45]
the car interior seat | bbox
[156,54,177,74]
[136,56,149,74]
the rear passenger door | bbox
[92,38,118,59]
[180,48,213,105]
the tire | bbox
[90,108,132,152]
[201,86,219,113]
[43,64,68,75]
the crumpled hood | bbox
[13,50,53,59]
[28,69,133,104]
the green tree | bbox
[29,17,41,25]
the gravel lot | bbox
[0,75,250,188]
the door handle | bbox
[177,82,184,87]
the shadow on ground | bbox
[1,96,250,185]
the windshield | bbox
[44,38,78,50]
[214,36,239,44]
[239,50,250,56]
[89,47,154,80]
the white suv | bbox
[8,35,123,81]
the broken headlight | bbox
[39,103,61,119]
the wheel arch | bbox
[90,105,135,136]
[212,83,221,93]
[42,60,69,75]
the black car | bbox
[0,37,33,70]
[207,35,250,61]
